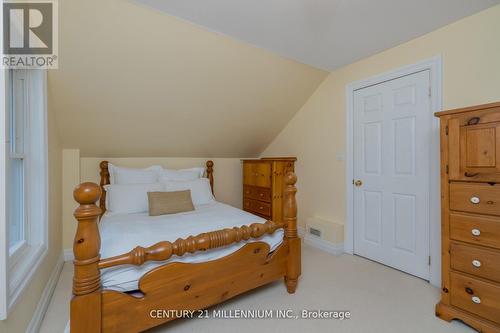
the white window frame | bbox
[0,68,7,321]
[0,68,49,319]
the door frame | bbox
[345,56,443,287]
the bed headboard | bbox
[98,160,215,216]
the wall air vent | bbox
[309,227,321,238]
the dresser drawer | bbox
[450,213,500,250]
[251,200,271,216]
[451,242,500,283]
[243,185,271,202]
[243,198,271,217]
[450,272,500,324]
[450,183,500,216]
[253,187,271,202]
[243,198,253,212]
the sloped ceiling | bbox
[135,0,500,71]
[49,0,327,157]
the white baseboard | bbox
[299,225,344,255]
[304,235,344,255]
[298,225,306,238]
[26,253,64,333]
[63,248,74,262]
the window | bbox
[8,70,27,258]
[1,69,48,318]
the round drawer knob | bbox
[471,229,481,236]
[472,260,482,268]
[470,196,480,204]
[472,296,481,304]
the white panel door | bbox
[353,70,431,280]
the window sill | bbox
[7,243,47,311]
[8,240,28,265]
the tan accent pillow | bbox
[147,190,195,216]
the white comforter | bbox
[99,202,284,291]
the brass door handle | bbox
[354,180,363,187]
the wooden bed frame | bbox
[71,160,301,332]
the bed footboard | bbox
[102,241,289,332]
[70,172,300,333]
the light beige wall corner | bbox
[62,149,81,250]
[62,157,244,250]
[262,5,500,243]
[0,92,63,333]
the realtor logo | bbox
[2,0,58,68]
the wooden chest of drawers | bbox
[436,102,500,332]
[241,157,296,222]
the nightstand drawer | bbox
[451,242,500,283]
[450,182,500,216]
[243,185,271,202]
[450,272,500,324]
[450,213,500,250]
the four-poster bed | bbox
[70,160,301,332]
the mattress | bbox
[99,201,284,291]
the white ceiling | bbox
[135,0,500,71]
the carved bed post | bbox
[283,171,301,293]
[71,182,102,333]
[206,160,214,194]
[99,161,110,216]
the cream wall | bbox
[49,0,327,158]
[62,154,245,250]
[62,150,80,252]
[262,5,500,243]
[0,91,63,332]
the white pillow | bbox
[105,183,163,214]
[162,178,214,206]
[109,164,161,184]
[161,167,205,181]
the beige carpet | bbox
[40,244,473,333]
